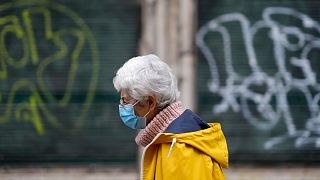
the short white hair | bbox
[113,54,180,109]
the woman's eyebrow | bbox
[120,97,129,102]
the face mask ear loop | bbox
[144,109,151,118]
[132,100,139,106]
[133,100,151,118]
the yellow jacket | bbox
[140,123,228,180]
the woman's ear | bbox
[145,95,160,124]
[148,95,157,110]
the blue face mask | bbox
[118,101,150,129]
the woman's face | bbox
[120,90,158,124]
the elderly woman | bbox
[113,54,228,180]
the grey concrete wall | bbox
[1,165,320,180]
[140,0,197,111]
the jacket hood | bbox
[153,123,229,168]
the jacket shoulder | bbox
[164,109,210,134]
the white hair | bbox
[113,54,180,109]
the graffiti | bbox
[196,7,320,149]
[0,0,99,135]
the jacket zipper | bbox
[140,133,162,180]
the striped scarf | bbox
[135,101,185,147]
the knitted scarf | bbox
[135,101,185,147]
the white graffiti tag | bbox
[196,7,320,149]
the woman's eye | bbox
[120,99,128,105]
